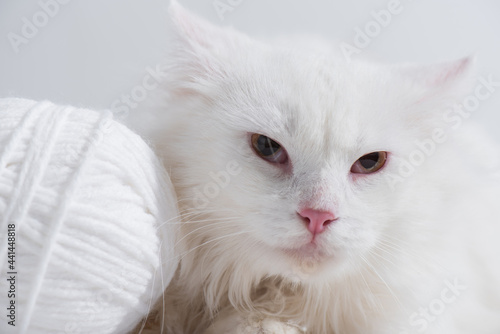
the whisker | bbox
[377,237,449,273]
[174,219,243,248]
[154,212,242,230]
[160,245,166,334]
[349,256,384,314]
[162,230,250,266]
[136,241,164,334]
[359,254,403,308]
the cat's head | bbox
[160,2,473,283]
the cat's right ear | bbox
[169,0,223,53]
[167,1,246,96]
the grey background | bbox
[1,0,499,139]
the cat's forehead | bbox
[221,55,383,156]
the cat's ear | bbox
[392,57,476,133]
[169,0,228,53]
[400,56,476,101]
[167,1,245,96]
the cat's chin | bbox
[279,242,340,280]
[282,242,328,260]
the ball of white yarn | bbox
[0,98,179,334]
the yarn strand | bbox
[0,103,68,271]
[20,110,113,333]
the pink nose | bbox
[298,209,336,235]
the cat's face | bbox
[163,2,471,281]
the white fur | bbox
[131,2,500,333]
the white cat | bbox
[132,2,500,333]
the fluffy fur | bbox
[131,2,500,333]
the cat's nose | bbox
[298,209,336,235]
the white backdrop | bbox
[1,0,499,139]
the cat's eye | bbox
[351,151,387,174]
[251,134,288,164]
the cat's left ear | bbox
[399,56,476,102]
